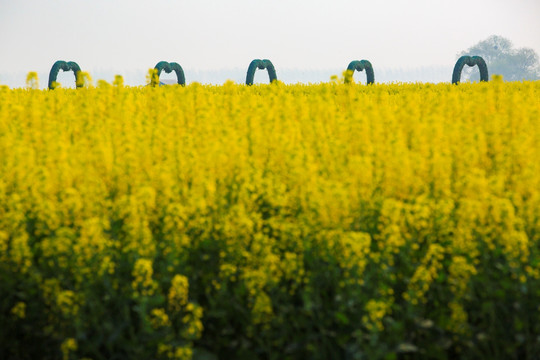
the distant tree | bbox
[458,35,540,81]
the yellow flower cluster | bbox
[362,299,392,332]
[61,338,77,360]
[10,301,26,319]
[168,274,190,311]
[404,244,445,305]
[132,258,157,297]
[158,344,193,360]
[1,77,539,358]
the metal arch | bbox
[246,59,277,85]
[345,60,375,85]
[154,61,186,86]
[48,60,83,89]
[452,56,489,84]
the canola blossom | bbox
[0,77,539,359]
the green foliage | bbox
[458,35,540,81]
[2,82,540,360]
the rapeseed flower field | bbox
[1,75,539,359]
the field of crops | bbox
[1,76,539,359]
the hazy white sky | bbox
[1,0,539,84]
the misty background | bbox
[1,0,539,88]
[0,66,454,88]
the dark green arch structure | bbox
[452,56,488,84]
[48,60,82,89]
[345,60,375,85]
[153,61,186,86]
[246,59,277,85]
